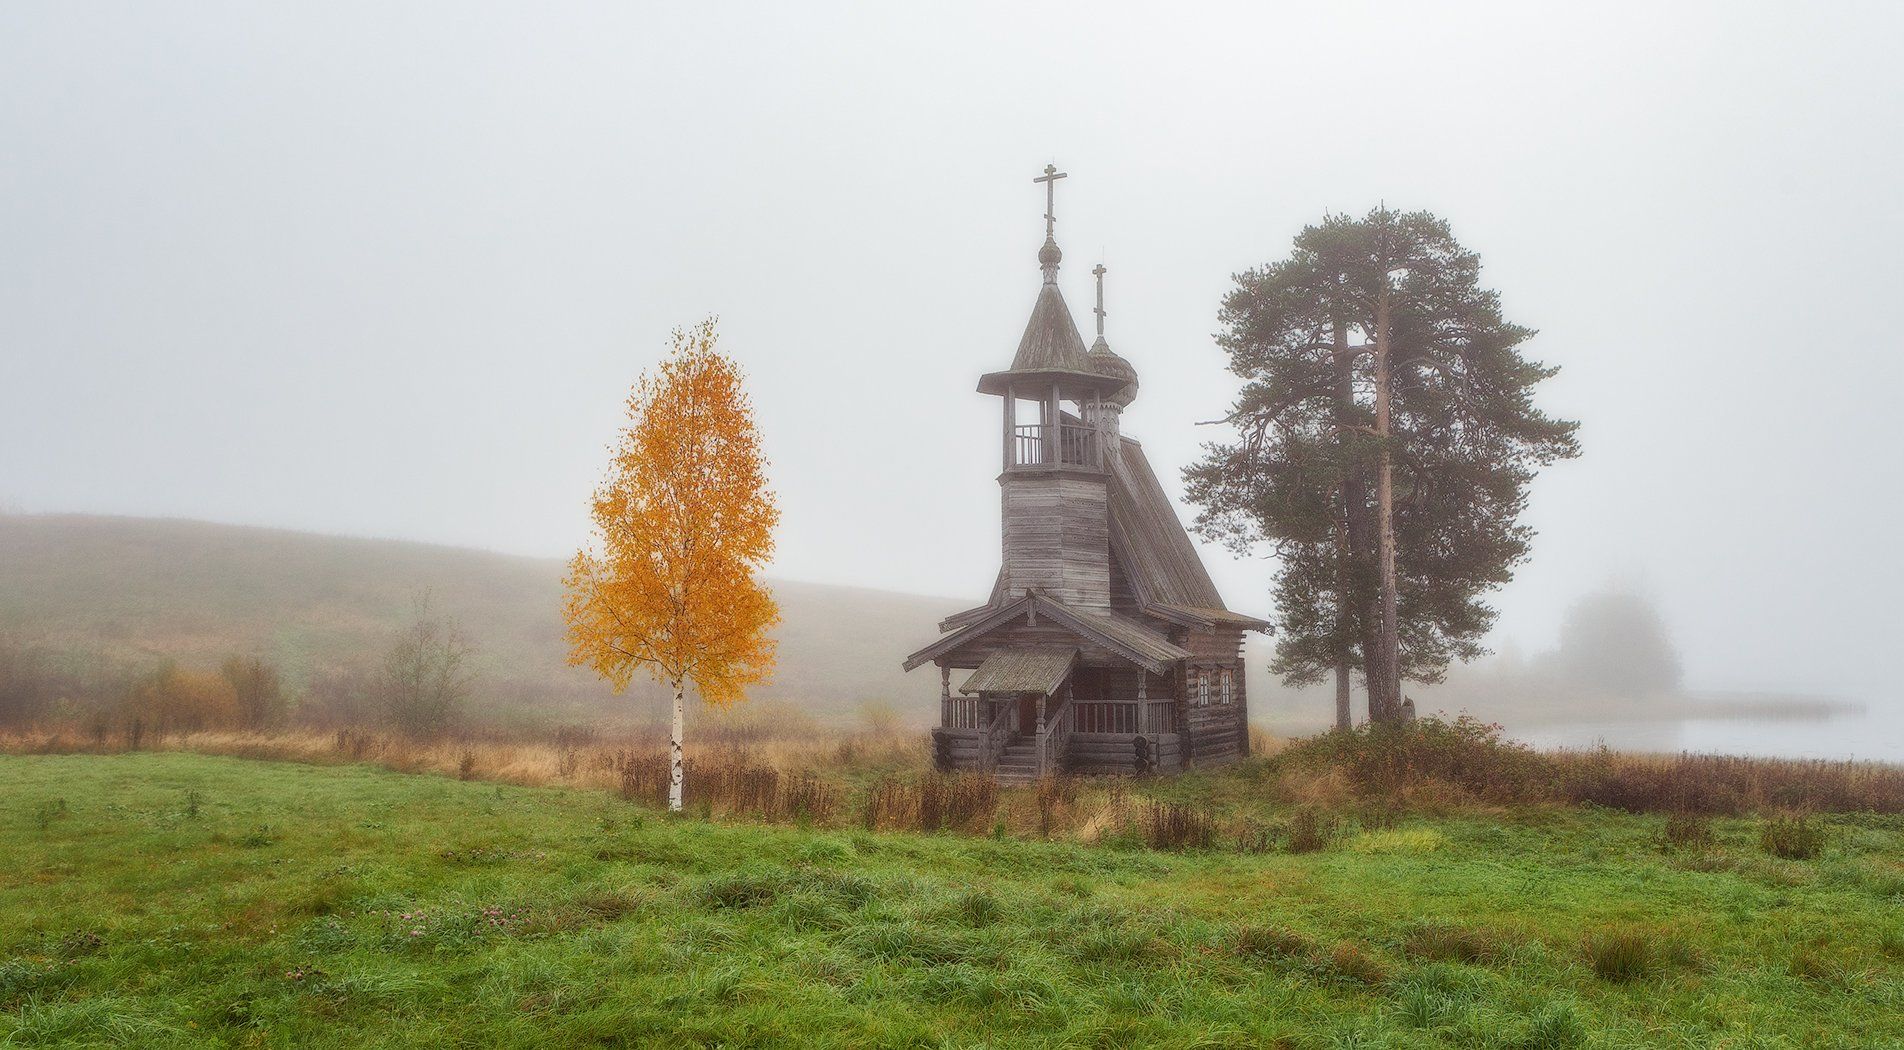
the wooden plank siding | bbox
[1000,475,1110,610]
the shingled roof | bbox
[1107,436,1222,604]
[1010,283,1092,372]
[903,591,1191,674]
[977,284,1129,397]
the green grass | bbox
[4,753,1902,1048]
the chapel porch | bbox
[929,654,1186,783]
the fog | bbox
[2,4,1900,744]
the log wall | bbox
[1000,475,1110,610]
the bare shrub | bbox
[1141,800,1215,851]
[378,592,473,739]
[1661,813,1715,851]
[1282,807,1339,853]
[1760,814,1826,860]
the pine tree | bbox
[1187,208,1578,723]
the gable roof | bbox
[1106,435,1226,609]
[903,591,1190,674]
[959,646,1078,695]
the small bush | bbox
[1520,1001,1588,1049]
[1283,807,1340,853]
[33,798,67,831]
[1761,815,1826,860]
[1788,944,1844,985]
[690,869,789,910]
[1660,813,1714,851]
[1322,941,1389,985]
[1233,925,1314,962]
[1274,717,1553,804]
[1141,801,1215,850]
[1582,927,1653,983]
[1404,923,1502,965]
[861,773,996,833]
[955,890,1002,927]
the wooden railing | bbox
[1074,701,1137,735]
[943,695,983,730]
[1147,700,1178,735]
[1069,699,1178,735]
[979,700,1015,774]
[1037,692,1074,778]
[1010,423,1099,469]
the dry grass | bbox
[1273,716,1904,815]
[5,716,1900,851]
[0,723,921,800]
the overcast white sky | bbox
[3,2,1900,703]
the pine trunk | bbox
[669,680,685,812]
[1331,319,1357,732]
[1372,285,1401,723]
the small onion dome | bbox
[1088,335,1139,407]
[1038,236,1062,275]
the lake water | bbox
[1511,700,1904,765]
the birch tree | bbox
[563,319,779,811]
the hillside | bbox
[0,515,956,728]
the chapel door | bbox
[1017,694,1038,736]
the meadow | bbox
[4,741,1901,1048]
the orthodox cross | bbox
[1033,164,1067,240]
[1092,263,1107,337]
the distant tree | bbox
[124,662,240,735]
[1188,208,1579,724]
[0,635,53,727]
[1547,590,1683,697]
[379,593,473,738]
[295,668,380,729]
[220,655,286,728]
[563,319,779,812]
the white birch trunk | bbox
[669,680,685,812]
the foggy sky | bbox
[2,2,1900,704]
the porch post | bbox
[1036,693,1048,777]
[940,664,951,727]
[1138,671,1148,734]
[1003,387,1015,469]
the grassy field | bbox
[4,752,1901,1048]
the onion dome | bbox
[1088,335,1139,407]
[1038,236,1062,284]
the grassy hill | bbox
[4,751,1900,1046]
[0,515,956,728]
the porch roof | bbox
[958,646,1078,696]
[903,590,1190,675]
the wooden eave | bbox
[1145,602,1274,633]
[903,592,1189,675]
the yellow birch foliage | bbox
[562,320,779,707]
